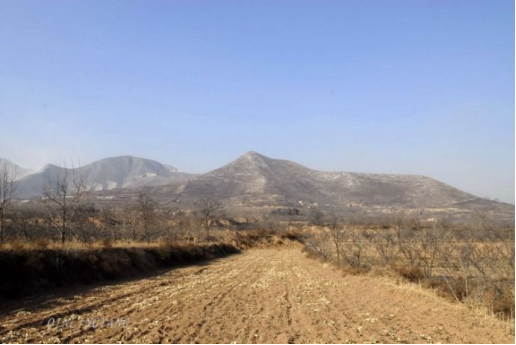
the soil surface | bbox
[0,246,513,343]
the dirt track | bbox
[0,246,513,344]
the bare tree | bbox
[101,207,122,242]
[0,161,18,244]
[374,231,398,265]
[43,164,87,244]
[328,214,345,263]
[136,192,158,243]
[185,213,203,243]
[195,197,225,240]
[73,203,97,242]
[341,228,367,267]
[121,204,139,243]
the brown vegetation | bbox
[0,161,18,245]
[1,184,513,324]
[302,217,515,319]
[0,242,240,301]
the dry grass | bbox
[301,226,515,320]
[1,239,173,251]
[0,241,240,301]
[229,228,302,249]
[0,229,301,302]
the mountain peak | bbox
[237,151,271,167]
[242,150,263,158]
[0,158,35,179]
[209,151,274,177]
[41,163,59,171]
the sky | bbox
[0,0,514,203]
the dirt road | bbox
[0,246,513,343]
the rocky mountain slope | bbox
[148,151,513,216]
[8,152,513,218]
[152,151,472,206]
[14,156,194,199]
[0,158,34,179]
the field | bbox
[0,204,513,344]
[302,221,515,319]
[0,245,514,344]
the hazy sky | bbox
[1,1,514,203]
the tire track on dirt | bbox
[0,265,209,337]
[177,255,262,343]
[0,247,513,344]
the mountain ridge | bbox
[151,151,481,208]
[139,151,513,221]
[13,156,194,198]
[0,158,35,179]
[5,152,514,218]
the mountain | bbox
[12,151,513,219]
[0,158,35,179]
[148,151,513,217]
[15,156,194,199]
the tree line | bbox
[304,213,515,317]
[0,161,227,245]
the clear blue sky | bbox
[0,0,514,203]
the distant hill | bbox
[0,158,34,179]
[15,156,194,199]
[147,151,513,217]
[10,152,513,219]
